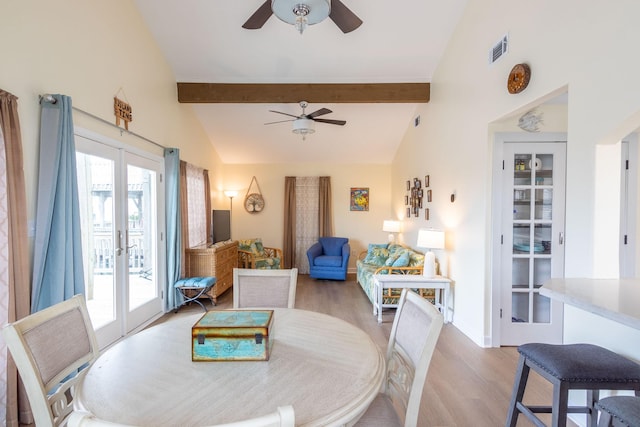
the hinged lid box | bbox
[191,310,274,361]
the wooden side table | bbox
[373,274,451,324]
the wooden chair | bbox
[68,405,295,427]
[237,238,283,269]
[1,294,100,427]
[356,288,444,427]
[233,268,298,309]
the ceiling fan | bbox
[243,0,363,34]
[266,101,346,140]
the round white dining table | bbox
[76,308,385,426]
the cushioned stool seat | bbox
[506,343,640,427]
[595,396,640,427]
[174,276,216,312]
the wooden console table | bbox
[185,240,238,303]
[373,274,451,324]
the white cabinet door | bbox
[500,142,566,345]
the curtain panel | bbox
[283,177,296,269]
[0,90,31,427]
[164,149,182,312]
[31,94,85,312]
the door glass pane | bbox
[533,258,551,289]
[533,293,551,323]
[512,292,529,323]
[76,152,115,328]
[512,258,529,289]
[128,165,157,310]
[535,189,553,220]
[513,189,531,220]
[514,154,532,185]
[513,225,531,253]
[533,154,554,185]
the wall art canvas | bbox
[350,187,369,211]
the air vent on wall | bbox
[489,34,508,64]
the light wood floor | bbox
[169,274,574,427]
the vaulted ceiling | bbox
[133,0,469,164]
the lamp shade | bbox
[382,220,401,233]
[224,190,238,198]
[416,229,445,250]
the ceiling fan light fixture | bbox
[292,118,315,140]
[271,0,330,33]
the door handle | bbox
[115,230,123,256]
[125,230,137,253]
[559,232,564,245]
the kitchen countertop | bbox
[540,278,640,330]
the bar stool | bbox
[595,396,640,427]
[506,343,640,427]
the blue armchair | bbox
[307,237,350,281]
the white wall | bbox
[392,0,640,346]
[0,0,223,227]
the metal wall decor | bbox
[405,175,432,220]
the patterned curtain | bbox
[295,177,319,274]
[186,163,207,248]
[0,90,32,426]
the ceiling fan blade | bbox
[242,0,273,29]
[307,108,333,118]
[269,110,300,119]
[329,0,363,33]
[313,118,347,126]
[265,119,296,125]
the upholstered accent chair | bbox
[237,238,283,269]
[1,294,100,427]
[306,237,350,281]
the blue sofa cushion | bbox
[174,276,216,288]
[392,252,411,267]
[314,255,343,267]
[319,237,348,256]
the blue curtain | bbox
[31,95,85,312]
[164,148,182,312]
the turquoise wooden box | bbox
[191,310,274,361]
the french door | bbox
[75,131,164,348]
[499,141,566,345]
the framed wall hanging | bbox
[350,187,369,211]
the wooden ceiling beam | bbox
[176,82,430,103]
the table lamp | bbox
[382,220,401,243]
[416,229,445,278]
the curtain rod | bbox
[39,94,167,150]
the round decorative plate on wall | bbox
[507,63,531,94]
[244,192,265,213]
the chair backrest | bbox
[233,268,298,309]
[67,405,295,427]
[318,237,348,256]
[1,294,100,427]
[384,288,444,427]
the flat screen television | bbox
[212,209,231,243]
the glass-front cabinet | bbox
[501,142,566,345]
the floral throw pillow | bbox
[363,243,389,265]
[238,238,265,256]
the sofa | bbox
[307,237,350,280]
[356,243,425,306]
